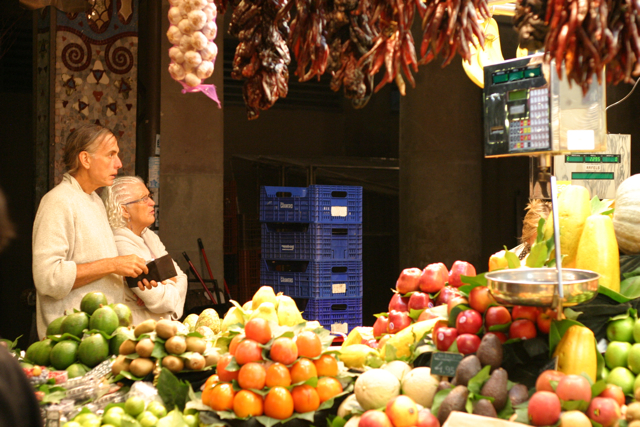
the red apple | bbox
[416,409,440,427]
[485,306,512,331]
[388,293,410,312]
[599,384,625,407]
[456,309,483,335]
[536,308,556,334]
[431,319,449,343]
[387,310,412,334]
[586,397,621,427]
[447,296,468,315]
[408,292,431,311]
[528,391,561,426]
[418,309,438,322]
[435,286,461,306]
[484,331,508,344]
[448,261,476,288]
[536,370,566,392]
[434,327,458,351]
[373,315,389,338]
[509,319,537,340]
[418,263,448,293]
[456,334,481,355]
[359,410,393,427]
[396,268,422,294]
[512,306,540,322]
[555,374,592,404]
[468,286,496,314]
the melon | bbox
[25,339,55,366]
[354,368,401,410]
[89,306,119,335]
[66,363,90,379]
[78,333,109,367]
[80,291,108,315]
[46,316,66,336]
[613,174,640,255]
[50,340,79,370]
[60,312,90,338]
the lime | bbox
[62,423,82,427]
[605,341,632,369]
[634,318,640,343]
[124,395,146,417]
[607,366,636,395]
[137,412,158,427]
[102,409,123,427]
[607,317,635,343]
[73,413,98,425]
[82,418,102,427]
[183,414,198,427]
[146,401,167,419]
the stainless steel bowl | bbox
[485,268,600,307]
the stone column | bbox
[399,58,484,270]
[159,0,225,297]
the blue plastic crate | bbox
[261,223,362,260]
[299,298,362,334]
[261,259,363,299]
[259,185,362,224]
[309,185,362,224]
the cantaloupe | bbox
[613,174,640,255]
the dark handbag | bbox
[125,254,177,288]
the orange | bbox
[229,334,245,356]
[290,358,318,384]
[201,384,216,408]
[291,384,320,413]
[235,339,264,365]
[295,331,322,358]
[245,318,272,345]
[209,383,235,411]
[316,376,343,403]
[202,374,219,391]
[265,362,292,387]
[237,362,267,390]
[269,337,298,365]
[216,354,239,382]
[264,386,294,420]
[314,354,338,377]
[233,390,264,418]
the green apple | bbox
[607,317,635,342]
[73,414,98,425]
[146,401,167,419]
[607,366,636,395]
[599,363,610,381]
[137,411,158,427]
[630,343,640,374]
[82,419,102,427]
[102,408,123,427]
[125,396,146,418]
[183,414,198,427]
[62,423,82,427]
[605,341,632,369]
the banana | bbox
[380,317,442,360]
[462,18,505,88]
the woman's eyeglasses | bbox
[123,192,154,205]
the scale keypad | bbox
[508,88,550,151]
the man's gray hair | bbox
[101,176,145,229]
[63,124,115,174]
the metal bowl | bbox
[485,268,600,307]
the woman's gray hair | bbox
[63,124,115,174]
[101,176,145,229]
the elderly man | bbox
[32,124,155,338]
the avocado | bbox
[454,355,482,387]
[481,367,509,411]
[437,385,468,425]
[473,399,498,418]
[476,333,503,371]
[508,383,529,407]
[436,380,453,393]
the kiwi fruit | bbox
[473,399,498,418]
[165,335,187,355]
[186,336,207,354]
[135,338,155,358]
[454,355,482,387]
[129,357,155,377]
[184,353,206,371]
[162,355,184,374]
[134,319,157,337]
[155,319,177,340]
[119,339,137,355]
[481,368,509,411]
[627,402,640,422]
[476,333,503,371]
[437,385,468,425]
[111,355,131,376]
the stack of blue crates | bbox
[259,185,363,334]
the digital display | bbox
[566,155,584,163]
[602,155,620,163]
[493,73,508,84]
[509,70,524,81]
[584,156,602,163]
[572,172,614,180]
[524,67,542,78]
[509,90,528,101]
[492,65,542,85]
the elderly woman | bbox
[102,176,188,324]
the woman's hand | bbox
[137,278,159,291]
[136,295,146,307]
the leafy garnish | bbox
[156,367,192,411]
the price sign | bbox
[430,352,464,377]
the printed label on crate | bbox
[332,283,347,294]
[279,276,294,284]
[331,206,348,217]
[280,202,294,209]
[281,244,295,252]
[331,322,349,334]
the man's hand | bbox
[112,254,148,278]
[137,278,159,291]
